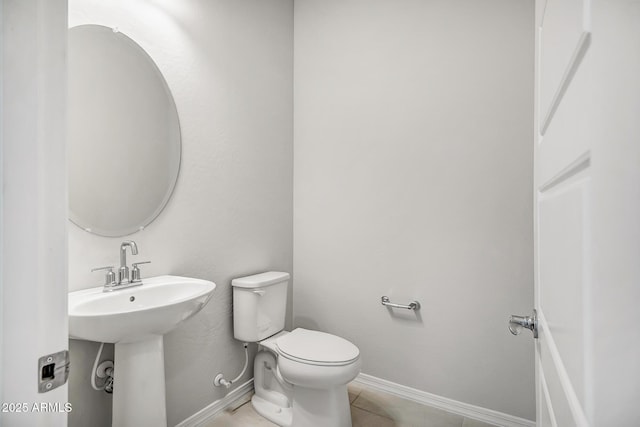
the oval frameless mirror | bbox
[68,25,181,237]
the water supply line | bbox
[214,343,249,389]
[91,342,114,393]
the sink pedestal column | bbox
[113,335,167,427]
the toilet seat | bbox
[275,328,359,366]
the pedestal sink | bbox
[69,275,216,427]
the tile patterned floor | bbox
[205,382,498,427]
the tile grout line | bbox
[350,390,398,423]
[349,389,362,404]
[350,403,395,421]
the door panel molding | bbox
[539,0,592,135]
[539,370,557,427]
[538,311,588,426]
[539,150,590,192]
[540,33,591,135]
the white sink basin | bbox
[69,275,216,344]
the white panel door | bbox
[533,0,640,426]
[1,0,69,426]
[534,0,592,423]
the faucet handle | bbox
[91,266,116,286]
[131,261,151,283]
[132,261,151,267]
[91,265,114,272]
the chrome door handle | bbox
[508,309,538,338]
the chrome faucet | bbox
[92,240,151,292]
[118,240,138,285]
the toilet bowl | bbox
[232,272,361,427]
[276,328,361,389]
[253,329,361,427]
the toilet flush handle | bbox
[252,290,266,296]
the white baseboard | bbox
[353,374,535,427]
[176,374,535,427]
[176,379,254,427]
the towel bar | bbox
[381,296,420,311]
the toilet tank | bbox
[232,271,290,342]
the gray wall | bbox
[67,0,293,426]
[67,0,534,423]
[293,0,535,421]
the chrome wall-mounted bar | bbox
[381,296,420,311]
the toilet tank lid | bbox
[231,271,290,289]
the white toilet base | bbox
[253,384,352,427]
[290,385,352,427]
[252,394,293,426]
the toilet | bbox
[232,271,361,427]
